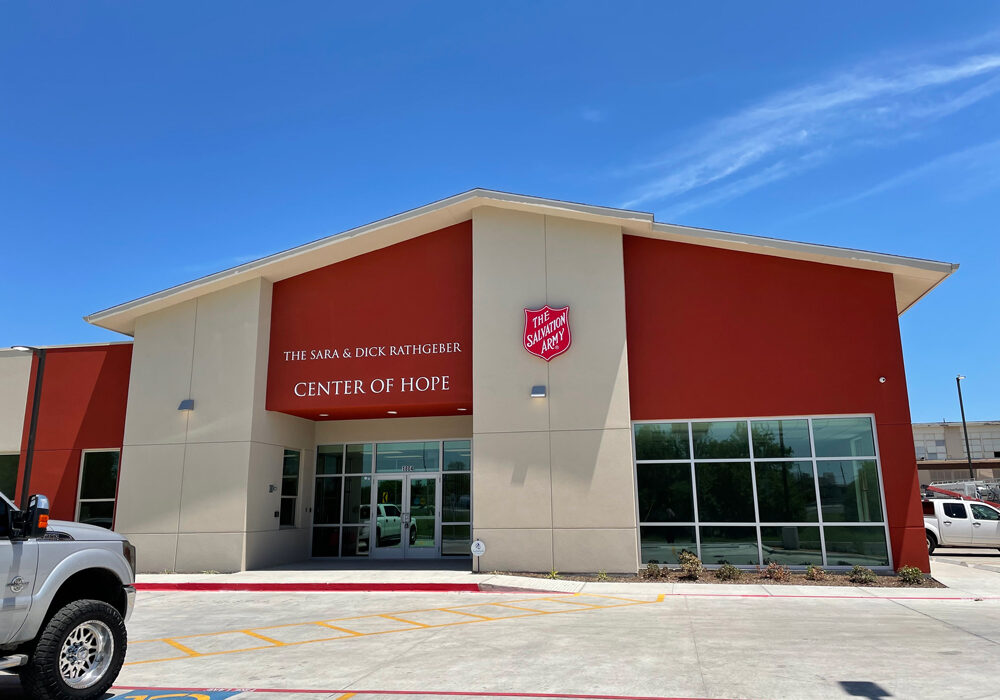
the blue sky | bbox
[2,3,998,422]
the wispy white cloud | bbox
[787,138,1000,222]
[619,36,1000,213]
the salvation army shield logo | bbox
[523,305,571,362]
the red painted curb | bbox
[133,582,482,593]
[113,687,735,699]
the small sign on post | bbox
[471,538,486,573]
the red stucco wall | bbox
[267,221,473,420]
[15,344,132,522]
[623,235,928,571]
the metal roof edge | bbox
[85,189,655,326]
[649,221,958,275]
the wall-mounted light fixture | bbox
[177,399,195,411]
[530,385,547,398]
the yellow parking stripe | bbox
[243,630,285,645]
[162,639,200,657]
[379,614,429,627]
[127,594,658,667]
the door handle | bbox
[973,522,982,527]
[943,521,952,525]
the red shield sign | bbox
[523,305,571,362]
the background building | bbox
[914,421,1000,483]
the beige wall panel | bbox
[115,443,185,534]
[553,528,638,574]
[246,442,315,533]
[126,533,179,573]
[175,533,244,573]
[544,216,631,431]
[185,279,263,444]
[472,207,550,435]
[550,429,636,529]
[178,441,250,533]
[314,416,472,445]
[250,280,316,449]
[472,528,552,572]
[123,301,197,446]
[245,529,311,570]
[0,354,31,452]
[472,431,551,530]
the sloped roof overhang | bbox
[85,188,957,336]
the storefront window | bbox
[375,441,439,472]
[637,463,693,522]
[280,450,300,527]
[635,423,689,461]
[76,450,119,529]
[633,415,890,568]
[313,440,471,557]
[692,421,749,459]
[754,461,818,522]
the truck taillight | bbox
[122,540,137,579]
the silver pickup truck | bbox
[0,491,136,700]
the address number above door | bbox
[523,305,571,362]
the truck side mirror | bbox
[26,494,49,539]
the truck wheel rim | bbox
[59,620,114,689]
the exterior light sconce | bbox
[530,385,547,398]
[177,399,195,411]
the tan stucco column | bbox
[471,207,638,573]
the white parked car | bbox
[923,498,1000,554]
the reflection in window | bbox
[375,442,440,472]
[692,421,749,459]
[637,464,693,522]
[640,526,696,565]
[817,460,882,522]
[635,423,689,460]
[812,417,875,457]
[751,420,811,458]
[760,526,822,566]
[696,462,754,522]
[755,462,818,522]
[633,416,890,568]
[0,454,18,500]
[77,451,120,529]
[280,450,300,527]
[699,526,759,565]
[971,504,1000,521]
[823,526,888,566]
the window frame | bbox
[311,438,472,558]
[280,448,302,529]
[75,448,121,529]
[0,453,19,502]
[632,413,892,570]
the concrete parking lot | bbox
[4,577,1000,700]
[4,553,1000,700]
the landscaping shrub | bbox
[805,565,826,581]
[848,565,878,584]
[714,563,742,581]
[597,570,609,582]
[547,570,560,580]
[897,565,924,585]
[643,562,661,580]
[678,551,703,580]
[761,562,790,582]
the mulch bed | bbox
[497,570,945,588]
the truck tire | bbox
[926,532,937,555]
[19,599,127,700]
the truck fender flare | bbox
[15,548,131,643]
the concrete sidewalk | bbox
[135,557,1000,599]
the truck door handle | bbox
[973,522,982,527]
[943,521,952,525]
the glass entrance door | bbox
[373,475,439,558]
